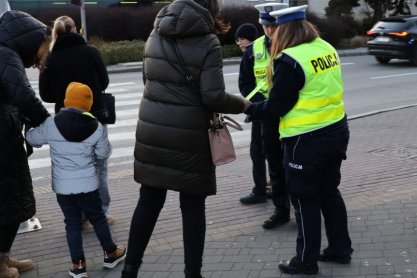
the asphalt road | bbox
[26,54,417,181]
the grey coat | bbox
[134,0,245,196]
[26,109,112,195]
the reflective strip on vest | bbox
[252,36,269,98]
[279,38,345,138]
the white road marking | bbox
[370,72,417,80]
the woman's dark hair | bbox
[194,0,231,34]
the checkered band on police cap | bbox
[270,5,308,25]
[254,3,289,25]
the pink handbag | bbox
[208,113,243,166]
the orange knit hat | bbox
[64,82,93,111]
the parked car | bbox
[367,15,417,65]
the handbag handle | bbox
[223,115,243,131]
[211,113,243,131]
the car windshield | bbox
[373,20,407,32]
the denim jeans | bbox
[97,124,110,217]
[56,190,116,264]
[125,185,206,274]
[96,158,110,217]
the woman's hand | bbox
[243,98,251,113]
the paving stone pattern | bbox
[17,106,417,278]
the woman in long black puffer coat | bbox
[0,10,50,278]
[121,0,251,277]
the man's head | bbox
[254,3,288,39]
[64,82,93,112]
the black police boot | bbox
[262,211,290,229]
[318,247,353,264]
[239,192,267,204]
[121,263,139,278]
[279,256,319,275]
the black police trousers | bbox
[251,117,289,214]
[282,117,352,264]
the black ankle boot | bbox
[121,263,139,278]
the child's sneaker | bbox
[103,245,126,269]
[69,260,88,278]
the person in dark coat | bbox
[121,0,250,277]
[0,10,50,278]
[38,15,114,228]
[234,23,258,52]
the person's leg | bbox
[319,126,352,261]
[0,223,34,273]
[262,119,290,229]
[251,120,268,195]
[97,124,111,219]
[0,224,19,252]
[122,185,167,276]
[96,159,110,218]
[278,135,321,275]
[56,194,85,265]
[320,158,352,260]
[0,227,19,278]
[240,120,268,204]
[180,192,207,276]
[80,190,117,253]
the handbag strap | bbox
[172,41,242,131]
[172,41,199,93]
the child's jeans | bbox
[57,190,117,264]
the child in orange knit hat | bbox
[26,82,125,277]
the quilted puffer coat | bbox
[134,0,245,196]
[0,11,50,225]
[26,108,111,195]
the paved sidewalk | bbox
[15,105,417,277]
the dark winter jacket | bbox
[134,0,245,196]
[0,11,50,225]
[39,32,109,121]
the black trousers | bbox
[125,185,206,274]
[262,118,290,214]
[282,118,352,264]
[250,120,267,195]
[0,224,19,252]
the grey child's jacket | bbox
[26,108,111,195]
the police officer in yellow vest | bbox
[246,5,353,275]
[238,2,291,230]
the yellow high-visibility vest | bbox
[279,38,345,138]
[252,35,270,99]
